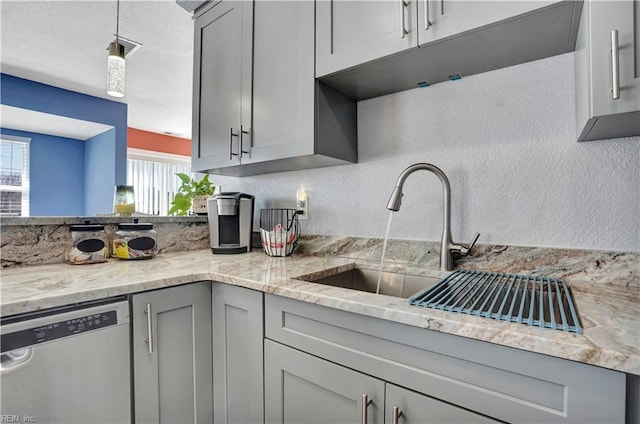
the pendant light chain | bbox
[116,0,120,41]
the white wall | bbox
[213,53,640,252]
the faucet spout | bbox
[386,163,479,272]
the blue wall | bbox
[85,129,116,216]
[0,73,127,215]
[0,128,86,216]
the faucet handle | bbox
[459,232,480,256]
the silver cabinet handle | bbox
[400,0,409,39]
[229,127,239,160]
[392,405,403,424]
[424,0,432,30]
[611,29,620,100]
[144,303,153,354]
[239,125,250,159]
[362,394,373,424]
[441,0,444,15]
[330,0,334,54]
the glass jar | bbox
[67,221,108,265]
[113,185,135,215]
[113,220,158,260]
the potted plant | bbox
[168,173,215,216]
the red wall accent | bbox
[127,127,191,156]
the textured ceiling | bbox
[0,0,194,138]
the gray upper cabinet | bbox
[416,1,550,45]
[192,1,252,172]
[212,283,264,424]
[192,1,357,177]
[316,0,417,77]
[315,0,557,80]
[242,1,315,166]
[318,1,582,100]
[131,282,213,424]
[575,0,640,141]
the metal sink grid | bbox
[408,269,583,334]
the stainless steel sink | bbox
[303,268,442,299]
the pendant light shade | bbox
[107,0,125,97]
[107,41,125,97]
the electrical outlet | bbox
[296,189,308,220]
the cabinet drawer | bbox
[265,294,625,424]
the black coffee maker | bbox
[207,192,255,254]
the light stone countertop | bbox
[0,249,638,376]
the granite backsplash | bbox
[1,218,637,289]
[1,216,210,268]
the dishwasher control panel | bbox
[1,310,118,353]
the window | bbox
[0,135,30,216]
[127,148,191,215]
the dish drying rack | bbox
[409,269,583,334]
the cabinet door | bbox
[417,1,551,46]
[575,0,640,141]
[596,2,639,112]
[242,0,316,165]
[264,339,385,424]
[588,0,639,116]
[316,0,417,77]
[192,1,252,172]
[132,282,213,423]
[213,283,264,424]
[386,383,499,423]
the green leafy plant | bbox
[168,173,215,216]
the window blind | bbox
[127,158,191,215]
[0,136,30,216]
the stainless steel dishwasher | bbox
[0,297,131,423]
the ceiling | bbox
[0,0,195,139]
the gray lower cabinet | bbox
[131,282,213,423]
[212,283,264,424]
[264,339,385,424]
[265,294,626,424]
[265,340,498,424]
[575,0,640,141]
[385,383,498,424]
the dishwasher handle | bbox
[0,349,33,374]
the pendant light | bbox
[107,0,125,97]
